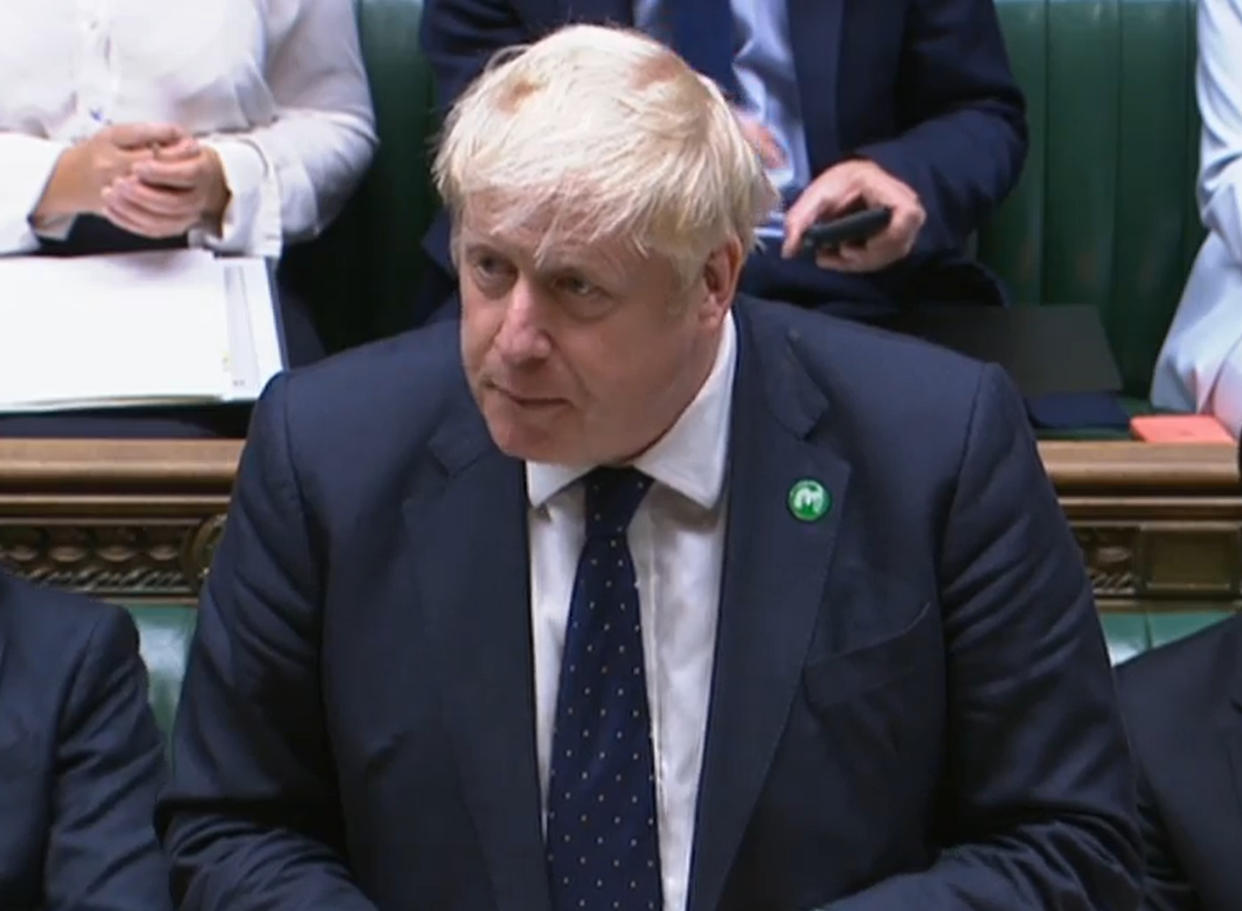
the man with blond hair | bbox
[159,25,1138,911]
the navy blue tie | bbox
[672,2,739,98]
[546,467,662,911]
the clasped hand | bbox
[36,123,229,238]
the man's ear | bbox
[699,236,744,326]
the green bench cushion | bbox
[128,604,196,737]
[982,0,1203,399]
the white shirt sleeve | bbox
[0,133,70,254]
[1197,0,1242,265]
[195,0,377,256]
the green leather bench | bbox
[982,0,1203,401]
[130,605,196,737]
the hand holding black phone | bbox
[799,206,893,256]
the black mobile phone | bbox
[800,206,893,255]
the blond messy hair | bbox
[433,24,778,287]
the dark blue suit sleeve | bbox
[1133,765,1197,911]
[853,0,1027,255]
[44,607,172,911]
[822,365,1140,909]
[157,374,377,910]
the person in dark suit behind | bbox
[157,25,1135,909]
[417,0,1027,321]
[0,570,171,910]
[1116,613,1242,910]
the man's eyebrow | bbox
[460,236,504,253]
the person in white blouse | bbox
[0,0,377,435]
[1150,0,1242,435]
[1,0,376,260]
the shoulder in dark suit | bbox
[1116,614,1242,911]
[159,297,1139,909]
[0,572,170,910]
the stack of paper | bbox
[0,250,283,412]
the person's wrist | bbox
[202,147,231,225]
[31,145,89,223]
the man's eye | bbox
[470,255,515,286]
[558,275,598,297]
[475,256,505,276]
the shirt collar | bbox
[526,311,737,511]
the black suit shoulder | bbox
[1116,615,1241,750]
[0,573,170,910]
[737,297,1000,470]
[741,297,989,406]
[1114,615,1242,910]
[280,319,467,436]
[240,319,479,536]
[0,572,141,686]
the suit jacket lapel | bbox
[688,301,851,911]
[788,0,843,167]
[406,404,551,911]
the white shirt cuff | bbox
[1204,159,1242,266]
[192,137,282,257]
[0,134,71,254]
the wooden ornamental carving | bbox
[1072,525,1139,598]
[0,438,1240,609]
[0,439,238,603]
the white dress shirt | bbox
[1150,0,1242,433]
[0,0,376,256]
[527,313,736,911]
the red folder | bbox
[1130,414,1235,443]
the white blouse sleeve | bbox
[197,0,377,257]
[1198,0,1242,264]
[0,133,70,254]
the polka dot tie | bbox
[546,467,663,911]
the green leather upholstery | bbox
[278,0,438,353]
[126,605,197,739]
[981,0,1204,398]
[1100,609,1235,665]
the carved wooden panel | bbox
[0,516,226,599]
[1071,522,1242,600]
[1073,525,1140,597]
[0,439,1239,606]
[0,439,236,603]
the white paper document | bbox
[0,250,284,412]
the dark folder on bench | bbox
[879,304,1128,429]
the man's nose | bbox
[494,278,552,364]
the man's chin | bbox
[484,415,577,463]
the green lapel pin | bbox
[788,479,831,522]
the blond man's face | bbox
[457,212,730,466]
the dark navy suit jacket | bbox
[0,572,170,910]
[1117,615,1242,911]
[159,298,1138,909]
[418,0,1027,314]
